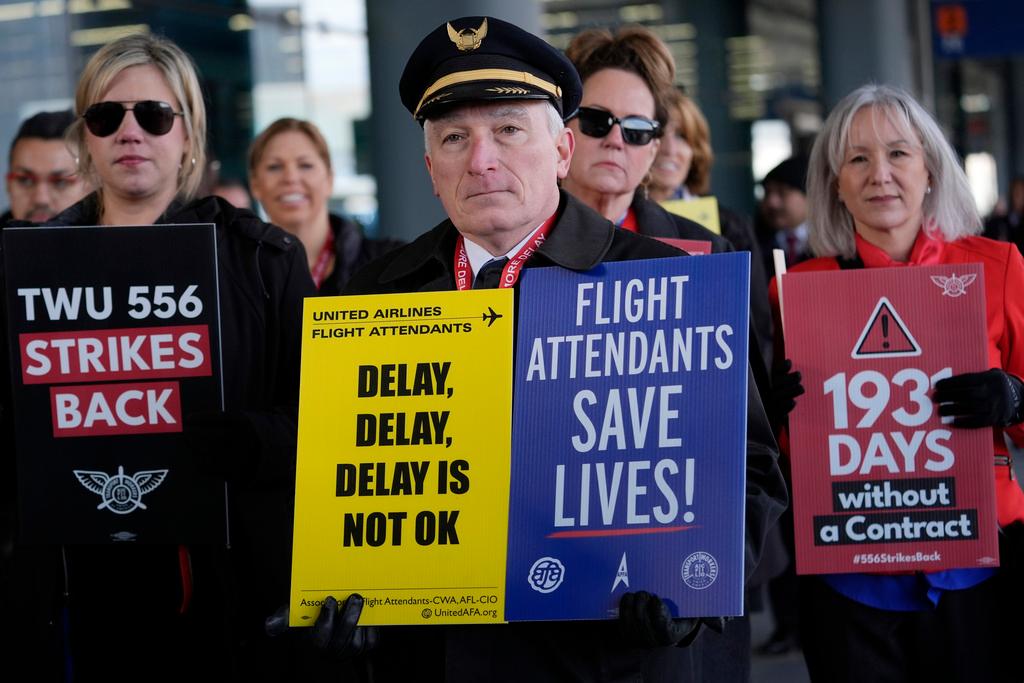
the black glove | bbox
[768,359,805,428]
[182,410,263,479]
[933,369,1024,428]
[618,591,700,647]
[998,521,1024,573]
[265,594,378,661]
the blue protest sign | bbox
[506,253,750,620]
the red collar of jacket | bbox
[855,227,945,267]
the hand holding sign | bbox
[618,591,699,647]
[311,595,379,658]
[768,359,805,429]
[266,594,378,660]
[783,264,998,574]
[933,369,1024,428]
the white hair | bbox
[423,101,565,154]
[807,84,980,259]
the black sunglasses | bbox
[82,100,183,137]
[571,106,660,146]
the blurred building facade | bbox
[0,0,1020,236]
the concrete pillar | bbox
[366,1,542,240]
[687,0,753,215]
[818,0,916,108]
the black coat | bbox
[345,191,787,683]
[318,213,403,296]
[0,194,314,680]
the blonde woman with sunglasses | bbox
[1,33,314,680]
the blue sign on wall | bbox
[932,1,1024,59]
[506,253,750,621]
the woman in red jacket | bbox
[771,83,1024,682]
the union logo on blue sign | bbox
[528,556,565,593]
[682,551,718,590]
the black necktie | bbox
[472,257,509,289]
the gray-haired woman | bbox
[770,83,1024,682]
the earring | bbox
[640,171,652,200]
[191,157,196,166]
[926,185,932,195]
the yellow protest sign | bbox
[661,196,721,234]
[290,290,514,626]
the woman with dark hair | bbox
[561,25,777,682]
[249,118,401,294]
[1,33,313,680]
[561,27,714,241]
[772,84,1024,682]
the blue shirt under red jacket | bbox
[769,228,1024,610]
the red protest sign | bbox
[655,237,713,255]
[783,264,998,574]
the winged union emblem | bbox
[930,272,977,297]
[74,466,168,515]
[447,18,488,51]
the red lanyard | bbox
[453,214,557,290]
[310,229,335,289]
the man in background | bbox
[757,155,811,277]
[4,110,89,222]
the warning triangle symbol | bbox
[851,297,921,359]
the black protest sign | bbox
[3,224,224,543]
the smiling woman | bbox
[249,118,403,293]
[648,89,710,201]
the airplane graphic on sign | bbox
[851,297,921,359]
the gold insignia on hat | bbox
[422,92,453,107]
[415,68,562,118]
[447,18,488,51]
[487,86,529,95]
